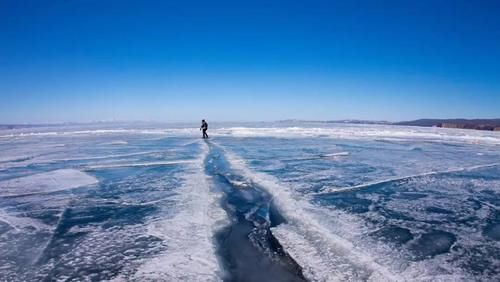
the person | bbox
[200,119,208,139]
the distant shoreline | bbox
[394,119,500,131]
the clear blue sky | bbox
[1,0,499,123]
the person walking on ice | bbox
[200,119,208,139]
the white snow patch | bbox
[86,160,195,169]
[103,140,128,145]
[0,169,98,197]
[0,210,51,231]
[320,151,350,158]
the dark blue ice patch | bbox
[483,223,500,241]
[425,206,454,214]
[91,166,143,183]
[483,211,500,241]
[393,192,428,200]
[465,197,483,211]
[374,206,416,222]
[371,225,414,245]
[0,221,13,235]
[315,193,372,213]
[61,204,157,230]
[452,242,500,277]
[477,190,500,207]
[408,230,457,260]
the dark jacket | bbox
[201,121,208,130]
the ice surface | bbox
[0,122,498,281]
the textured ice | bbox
[133,142,227,281]
[220,147,399,281]
[0,122,498,281]
[3,122,500,145]
[314,162,500,195]
[214,125,500,145]
[0,129,226,280]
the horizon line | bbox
[2,117,500,126]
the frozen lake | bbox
[0,122,499,281]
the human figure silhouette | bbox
[200,119,208,139]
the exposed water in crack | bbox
[204,141,306,282]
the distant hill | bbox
[395,119,500,131]
[324,119,392,125]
